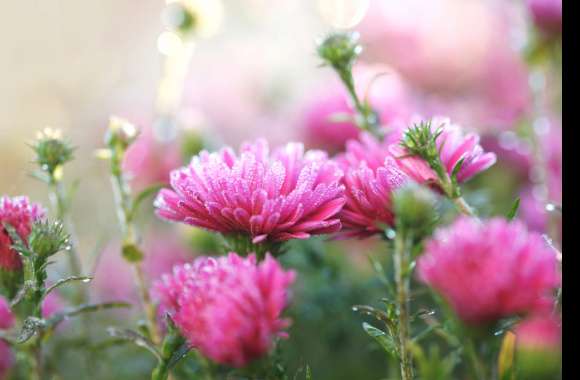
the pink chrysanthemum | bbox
[155,139,345,244]
[153,252,296,367]
[418,217,560,324]
[335,133,408,238]
[515,315,561,351]
[0,296,14,330]
[389,116,496,185]
[0,196,45,271]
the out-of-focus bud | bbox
[317,31,362,72]
[104,116,139,151]
[163,0,223,39]
[393,183,438,239]
[28,220,70,258]
[32,128,74,178]
[317,0,370,29]
[515,315,561,379]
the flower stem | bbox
[465,337,486,380]
[109,156,161,345]
[48,178,85,302]
[394,232,414,380]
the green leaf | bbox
[305,365,312,380]
[129,183,165,219]
[15,317,46,344]
[362,322,398,358]
[450,157,466,184]
[46,302,130,329]
[122,243,144,263]
[506,197,521,221]
[106,327,161,360]
[43,276,92,299]
[166,343,192,370]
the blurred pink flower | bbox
[519,121,562,235]
[91,233,191,303]
[389,116,496,184]
[0,340,12,380]
[0,296,14,380]
[418,217,560,324]
[0,196,45,272]
[300,65,413,152]
[515,315,561,351]
[42,291,65,319]
[480,134,533,181]
[155,139,345,243]
[527,0,562,34]
[153,252,295,367]
[335,133,408,238]
[123,126,183,190]
[0,296,14,330]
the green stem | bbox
[48,178,85,303]
[465,337,486,380]
[109,154,160,345]
[394,232,414,380]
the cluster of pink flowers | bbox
[155,139,345,244]
[417,217,559,324]
[153,252,295,367]
[0,196,45,272]
[389,116,497,185]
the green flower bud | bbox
[393,183,438,239]
[28,220,70,258]
[32,128,74,177]
[104,116,139,151]
[317,31,362,72]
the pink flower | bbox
[0,296,14,380]
[515,315,561,351]
[418,217,560,324]
[0,340,13,380]
[335,133,408,238]
[155,139,346,244]
[0,196,45,272]
[123,126,184,190]
[389,116,496,184]
[153,252,296,367]
[300,65,413,153]
[0,296,14,330]
[91,232,191,303]
[527,0,562,34]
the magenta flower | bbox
[335,133,408,238]
[527,0,562,34]
[390,116,496,185]
[155,139,345,244]
[515,315,561,351]
[418,217,560,324]
[153,252,296,367]
[0,296,14,380]
[0,196,45,272]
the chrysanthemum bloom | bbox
[417,217,559,324]
[0,196,45,297]
[389,116,496,185]
[155,139,345,247]
[0,296,14,379]
[335,133,409,238]
[527,0,562,35]
[153,252,296,367]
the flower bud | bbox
[104,116,139,151]
[32,128,74,178]
[28,220,70,258]
[317,32,362,72]
[393,183,438,238]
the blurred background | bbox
[0,0,561,378]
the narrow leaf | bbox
[362,322,398,358]
[43,276,93,299]
[498,331,517,380]
[506,198,521,220]
[46,302,130,329]
[167,343,192,369]
[129,183,165,219]
[107,327,161,360]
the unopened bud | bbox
[317,31,362,72]
[32,128,74,177]
[393,183,438,238]
[104,116,139,150]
